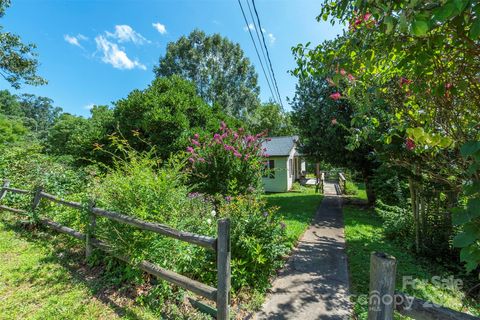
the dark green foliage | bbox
[371,164,408,206]
[46,105,114,164]
[249,102,296,136]
[154,29,260,119]
[0,0,47,88]
[375,200,412,242]
[114,75,233,160]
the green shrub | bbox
[345,181,359,195]
[375,200,412,242]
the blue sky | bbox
[1,0,343,117]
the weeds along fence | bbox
[0,179,231,320]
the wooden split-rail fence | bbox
[0,179,231,319]
[368,252,479,320]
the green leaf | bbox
[432,2,456,22]
[452,202,480,225]
[470,18,480,39]
[411,19,429,36]
[453,231,477,248]
[384,16,395,34]
[460,141,480,157]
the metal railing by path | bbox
[0,179,231,319]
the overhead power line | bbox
[251,0,284,109]
[245,0,280,105]
[237,0,278,106]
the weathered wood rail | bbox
[368,252,479,320]
[0,179,231,319]
[338,172,346,195]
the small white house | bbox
[262,136,306,192]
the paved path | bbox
[256,182,351,320]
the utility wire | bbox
[237,0,278,105]
[251,0,284,109]
[245,0,279,105]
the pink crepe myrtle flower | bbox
[348,74,355,82]
[400,77,412,86]
[188,157,195,163]
[354,18,362,26]
[220,121,227,131]
[233,151,242,158]
[330,92,342,100]
[331,118,338,125]
[363,13,372,21]
[191,139,200,146]
[244,154,250,161]
[445,83,453,90]
[405,138,415,151]
[186,146,195,153]
[194,133,199,139]
[198,157,206,163]
[340,68,346,76]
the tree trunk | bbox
[364,175,376,205]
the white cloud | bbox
[152,22,167,34]
[243,23,255,31]
[242,24,276,45]
[267,33,276,44]
[95,35,146,70]
[106,25,149,45]
[84,103,95,110]
[64,34,88,48]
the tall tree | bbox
[114,75,236,160]
[0,0,46,88]
[17,93,62,135]
[154,29,260,119]
[250,102,295,137]
[291,76,377,203]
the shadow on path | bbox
[256,187,351,320]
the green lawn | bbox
[344,205,480,319]
[264,185,323,243]
[0,214,206,320]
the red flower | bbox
[363,13,372,21]
[330,92,342,100]
[348,74,355,82]
[400,77,412,86]
[405,138,415,151]
[340,68,346,76]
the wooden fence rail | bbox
[338,172,346,195]
[368,251,479,320]
[0,179,230,319]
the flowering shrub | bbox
[186,122,269,196]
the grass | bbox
[0,185,323,320]
[264,184,323,243]
[0,214,208,320]
[344,205,480,319]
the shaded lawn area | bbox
[264,186,323,244]
[0,215,207,320]
[344,206,480,319]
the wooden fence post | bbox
[217,218,231,320]
[85,200,96,259]
[31,186,43,220]
[0,179,10,201]
[368,252,397,320]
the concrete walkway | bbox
[256,182,351,319]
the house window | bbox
[264,159,275,178]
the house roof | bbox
[262,135,299,156]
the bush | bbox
[345,181,359,195]
[186,122,267,196]
[375,200,412,242]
